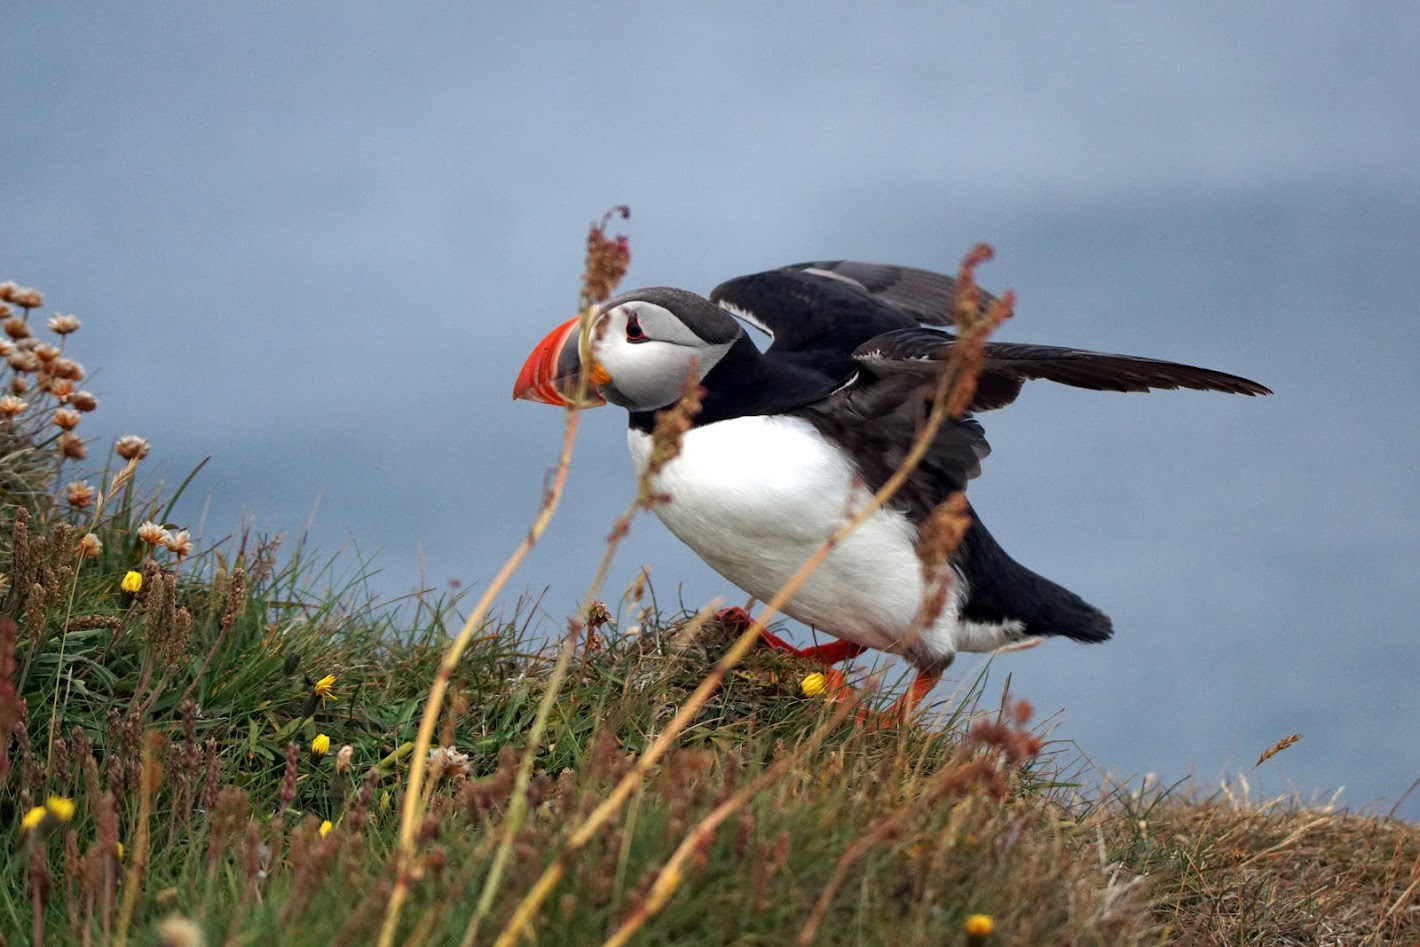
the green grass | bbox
[3,270,1416,947]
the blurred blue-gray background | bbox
[4,4,1416,816]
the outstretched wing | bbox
[852,327,1273,412]
[710,261,979,354]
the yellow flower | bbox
[319,820,332,837]
[121,570,143,593]
[313,674,336,704]
[21,805,47,832]
[312,733,331,757]
[45,796,76,822]
[116,841,125,860]
[801,672,828,698]
[964,913,994,939]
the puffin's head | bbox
[513,287,742,412]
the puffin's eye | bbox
[625,314,647,343]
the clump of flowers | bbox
[21,795,76,843]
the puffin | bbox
[512,261,1270,719]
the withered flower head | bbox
[47,378,75,399]
[76,533,103,558]
[68,389,98,412]
[34,343,61,362]
[0,395,27,417]
[579,205,632,308]
[335,744,354,774]
[0,283,14,302]
[8,377,26,395]
[115,434,150,461]
[9,286,44,310]
[7,351,39,373]
[0,340,12,357]
[51,357,85,381]
[163,529,193,558]
[137,521,170,546]
[52,407,81,431]
[58,432,88,460]
[3,317,32,340]
[47,313,81,335]
[66,480,96,508]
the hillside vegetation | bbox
[2,254,1416,947]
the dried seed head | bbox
[66,481,96,508]
[137,521,169,546]
[9,377,26,395]
[51,358,84,381]
[155,913,206,947]
[7,350,39,373]
[48,378,75,399]
[0,282,15,302]
[52,407,81,431]
[163,529,193,559]
[0,395,27,417]
[76,533,102,558]
[335,744,353,774]
[9,287,44,310]
[114,435,150,461]
[0,339,11,357]
[58,432,88,460]
[68,389,98,412]
[3,317,32,340]
[34,343,61,362]
[47,313,81,335]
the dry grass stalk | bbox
[379,207,632,947]
[1254,733,1301,768]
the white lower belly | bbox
[628,415,994,659]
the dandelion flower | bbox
[965,914,994,942]
[801,672,828,698]
[116,841,125,859]
[21,805,47,832]
[114,434,150,461]
[163,529,193,558]
[0,395,28,417]
[52,407,81,431]
[46,796,76,822]
[66,480,96,508]
[137,521,169,546]
[76,533,103,558]
[313,674,337,704]
[69,389,98,412]
[312,733,331,758]
[48,313,81,335]
[319,820,333,837]
[121,570,143,593]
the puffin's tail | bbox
[957,515,1114,644]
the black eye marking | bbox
[625,313,648,343]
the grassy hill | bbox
[2,266,1416,946]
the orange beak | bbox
[512,316,608,408]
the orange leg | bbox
[856,671,942,729]
[714,607,868,666]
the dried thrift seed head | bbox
[163,529,193,558]
[7,350,39,372]
[3,317,32,340]
[0,339,11,357]
[0,282,15,302]
[52,408,81,431]
[65,481,95,508]
[34,343,61,362]
[68,389,97,412]
[57,432,87,460]
[9,376,26,395]
[75,533,102,559]
[114,434,150,461]
[9,286,43,310]
[47,313,81,335]
[0,395,27,417]
[137,521,169,546]
[51,358,84,381]
[156,914,206,947]
[47,378,74,399]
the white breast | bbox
[627,415,1020,662]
